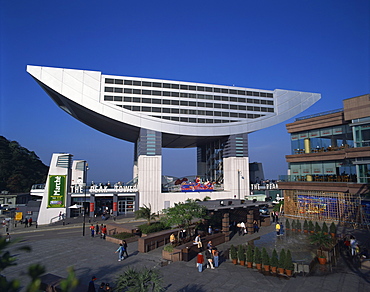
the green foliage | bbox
[308,220,314,231]
[254,247,261,264]
[138,222,169,234]
[322,222,328,233]
[296,220,301,230]
[278,249,286,269]
[0,136,49,193]
[272,201,284,212]
[59,267,79,292]
[115,267,164,292]
[203,196,211,201]
[285,219,290,229]
[303,219,308,231]
[246,245,254,263]
[135,204,158,225]
[309,232,332,252]
[112,232,135,240]
[271,249,278,267]
[285,250,294,270]
[291,219,296,229]
[329,222,336,234]
[163,244,174,252]
[261,248,269,266]
[161,199,207,233]
[230,245,237,260]
[237,245,246,262]
[315,222,321,233]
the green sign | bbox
[48,175,66,208]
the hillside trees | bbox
[0,136,48,193]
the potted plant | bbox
[278,249,286,274]
[162,244,175,261]
[238,245,246,266]
[308,220,314,233]
[230,245,238,264]
[285,250,294,276]
[322,222,328,235]
[303,219,308,233]
[291,219,296,231]
[246,245,254,268]
[329,222,336,238]
[296,220,302,232]
[262,247,270,272]
[285,219,290,230]
[270,249,279,273]
[309,232,332,265]
[254,247,262,270]
[315,222,321,233]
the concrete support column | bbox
[222,213,230,242]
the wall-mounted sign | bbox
[48,175,66,208]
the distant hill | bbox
[0,136,49,193]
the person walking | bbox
[28,217,33,226]
[115,243,125,261]
[276,222,281,236]
[24,218,28,228]
[95,223,100,236]
[122,240,129,258]
[87,276,97,292]
[212,248,219,267]
[101,225,107,240]
[90,224,95,237]
[253,220,259,233]
[196,252,204,272]
[205,248,215,269]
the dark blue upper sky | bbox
[1,0,369,183]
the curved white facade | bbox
[27,65,320,148]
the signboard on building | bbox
[48,175,66,208]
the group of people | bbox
[275,221,284,236]
[88,276,112,292]
[90,224,107,239]
[196,243,220,272]
[23,217,33,227]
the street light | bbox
[82,162,88,236]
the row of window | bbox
[152,116,237,124]
[104,96,274,112]
[104,87,274,105]
[104,78,273,98]
[116,104,264,119]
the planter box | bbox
[162,250,182,262]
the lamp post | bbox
[82,162,88,236]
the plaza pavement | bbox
[1,216,370,292]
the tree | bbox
[161,199,207,236]
[115,267,163,292]
[262,247,270,266]
[285,250,294,271]
[135,204,158,225]
[278,249,286,269]
[271,249,278,268]
[309,232,332,255]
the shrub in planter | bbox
[246,245,254,268]
[303,219,308,232]
[138,221,169,234]
[285,250,294,276]
[322,222,328,234]
[163,244,174,253]
[315,222,321,233]
[262,247,270,272]
[230,245,238,264]
[329,222,336,236]
[112,232,135,240]
[254,247,262,269]
[270,249,279,273]
[296,220,302,231]
[238,245,246,265]
[308,220,314,233]
[291,219,296,230]
[285,219,290,230]
[278,249,286,273]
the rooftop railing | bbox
[295,108,343,121]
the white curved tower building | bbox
[27,65,320,213]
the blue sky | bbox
[1,0,369,183]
